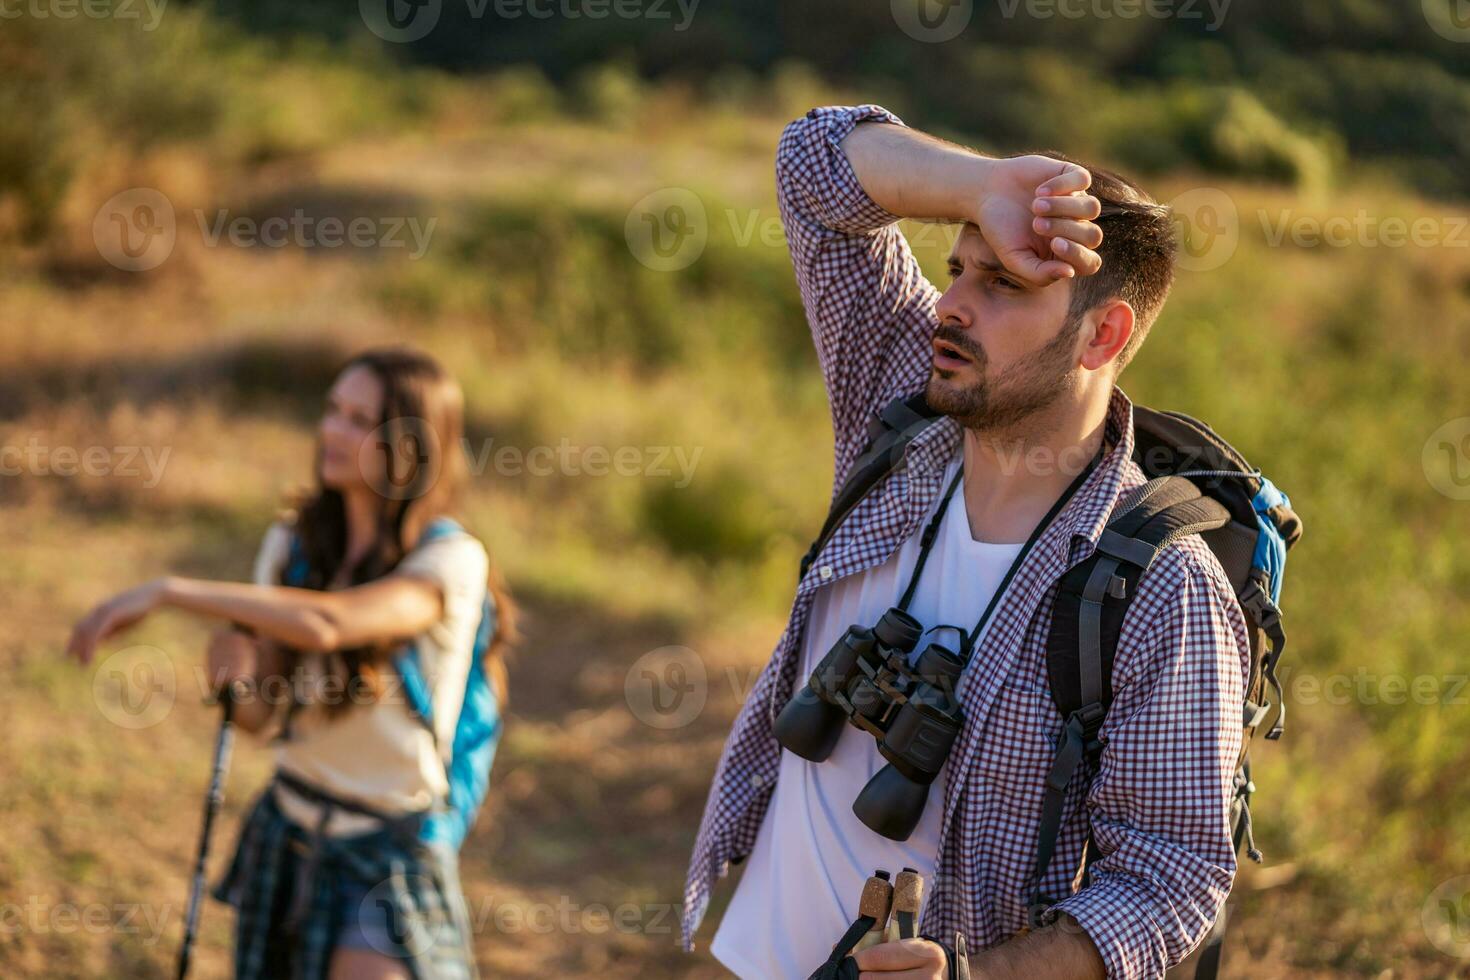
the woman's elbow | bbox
[293,612,342,652]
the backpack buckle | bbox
[1066,702,1107,756]
[1240,578,1285,649]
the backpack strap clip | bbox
[1056,702,1107,766]
[1239,575,1288,740]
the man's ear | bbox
[1079,300,1134,372]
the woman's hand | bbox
[851,937,950,979]
[206,626,260,688]
[66,577,171,665]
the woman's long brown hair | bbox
[288,345,516,715]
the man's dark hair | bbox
[1032,151,1177,374]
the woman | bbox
[67,345,516,979]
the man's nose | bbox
[935,285,970,330]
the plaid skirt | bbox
[211,784,479,980]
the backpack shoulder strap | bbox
[1027,475,1231,926]
[394,515,475,738]
[1045,475,1231,723]
[798,391,940,581]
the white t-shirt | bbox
[250,519,490,837]
[711,455,1025,979]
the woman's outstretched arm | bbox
[66,573,444,665]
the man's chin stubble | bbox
[925,372,985,427]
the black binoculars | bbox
[773,607,967,841]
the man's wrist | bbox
[962,154,1002,227]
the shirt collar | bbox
[906,385,1137,552]
[1059,385,1136,550]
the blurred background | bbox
[2,1,1469,976]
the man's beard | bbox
[925,313,1084,434]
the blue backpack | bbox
[282,517,503,850]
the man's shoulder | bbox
[1105,460,1241,611]
[1127,531,1241,625]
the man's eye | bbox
[993,276,1020,291]
[947,266,962,280]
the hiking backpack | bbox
[281,516,504,851]
[799,393,1302,979]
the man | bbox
[680,104,1251,979]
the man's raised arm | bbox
[775,105,1104,478]
[775,105,945,471]
[841,121,1103,284]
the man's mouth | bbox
[932,337,972,369]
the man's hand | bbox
[850,938,949,979]
[974,154,1103,285]
[842,121,1103,288]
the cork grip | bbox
[885,867,923,942]
[852,870,893,952]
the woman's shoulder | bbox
[252,512,299,585]
[399,518,489,589]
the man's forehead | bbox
[947,223,999,267]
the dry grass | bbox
[2,80,1468,979]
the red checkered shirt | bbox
[680,104,1252,979]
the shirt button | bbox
[819,565,834,581]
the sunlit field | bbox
[3,8,1469,978]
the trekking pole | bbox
[853,870,894,952]
[177,678,246,980]
[885,867,922,943]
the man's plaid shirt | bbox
[680,104,1252,979]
